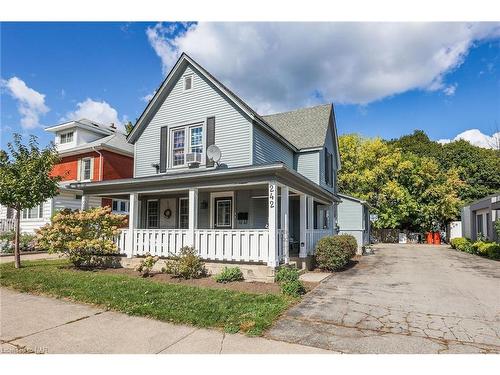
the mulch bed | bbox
[101,267,318,295]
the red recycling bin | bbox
[426,232,433,244]
[433,231,441,245]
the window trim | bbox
[22,204,43,220]
[146,199,160,229]
[209,191,234,229]
[214,198,233,228]
[112,199,129,214]
[81,157,93,181]
[178,197,189,229]
[168,122,205,169]
[60,131,74,144]
[183,74,193,92]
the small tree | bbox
[124,121,134,135]
[0,134,61,268]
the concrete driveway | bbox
[267,244,500,353]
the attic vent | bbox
[184,75,193,91]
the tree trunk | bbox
[14,209,21,269]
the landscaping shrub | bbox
[477,242,500,260]
[0,231,37,254]
[450,237,472,253]
[274,266,306,297]
[162,246,207,279]
[315,234,357,271]
[135,253,159,277]
[35,207,127,268]
[214,266,244,283]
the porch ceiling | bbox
[69,163,339,204]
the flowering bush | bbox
[162,246,207,279]
[136,253,159,277]
[36,206,127,268]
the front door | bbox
[214,197,232,229]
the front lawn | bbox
[0,259,292,336]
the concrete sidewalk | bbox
[0,252,60,264]
[0,288,333,354]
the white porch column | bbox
[299,194,307,258]
[126,193,138,258]
[80,194,89,211]
[307,196,314,254]
[188,188,198,248]
[280,185,289,264]
[267,180,279,267]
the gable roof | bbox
[338,193,371,208]
[57,132,133,157]
[262,104,332,150]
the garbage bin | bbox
[426,232,433,244]
[433,231,441,245]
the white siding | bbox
[296,151,319,184]
[135,65,252,177]
[54,191,82,211]
[20,199,52,234]
[252,125,294,168]
[0,205,9,220]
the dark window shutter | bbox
[159,126,168,173]
[324,148,329,184]
[206,116,215,167]
[328,152,333,186]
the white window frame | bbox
[146,200,160,229]
[183,74,193,92]
[112,199,129,214]
[22,204,44,220]
[169,122,205,169]
[60,131,74,144]
[178,197,189,229]
[81,157,92,181]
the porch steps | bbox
[288,256,315,272]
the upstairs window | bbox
[170,124,203,167]
[183,75,193,91]
[60,131,74,144]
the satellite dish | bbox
[206,145,222,164]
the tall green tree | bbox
[0,134,61,268]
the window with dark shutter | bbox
[324,148,329,184]
[206,116,215,167]
[159,126,168,173]
[328,152,333,186]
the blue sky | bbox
[1,22,499,149]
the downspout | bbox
[92,146,103,181]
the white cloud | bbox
[1,76,49,129]
[443,83,457,96]
[62,98,123,130]
[140,92,155,102]
[146,22,500,113]
[437,129,500,149]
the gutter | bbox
[92,146,103,181]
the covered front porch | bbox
[75,164,338,268]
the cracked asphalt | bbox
[267,243,500,353]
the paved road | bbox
[267,244,500,353]
[0,288,332,354]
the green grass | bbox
[0,259,292,336]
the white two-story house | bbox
[71,53,342,268]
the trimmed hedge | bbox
[450,237,499,260]
[315,234,357,271]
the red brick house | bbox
[2,119,134,233]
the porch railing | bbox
[114,228,323,264]
[194,229,270,262]
[0,219,15,233]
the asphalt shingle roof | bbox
[60,132,134,155]
[262,104,332,149]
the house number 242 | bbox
[269,185,275,208]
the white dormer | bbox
[46,119,116,152]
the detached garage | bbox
[336,193,371,254]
